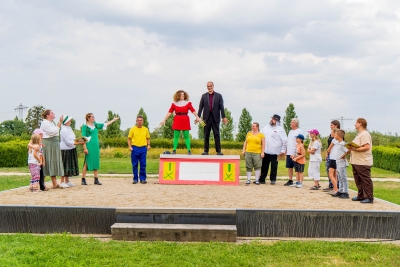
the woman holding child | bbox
[348,118,374,204]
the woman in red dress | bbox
[161,90,203,155]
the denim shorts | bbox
[286,155,295,168]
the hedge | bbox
[372,146,400,173]
[101,137,244,149]
[0,140,28,167]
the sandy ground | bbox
[0,177,399,211]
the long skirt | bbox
[61,148,79,177]
[42,137,64,176]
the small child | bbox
[290,134,305,188]
[28,134,43,192]
[307,129,322,190]
[332,129,349,198]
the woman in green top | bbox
[81,113,119,185]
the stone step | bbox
[111,223,237,242]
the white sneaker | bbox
[296,183,303,188]
[66,182,75,187]
[60,182,70,188]
[290,182,299,187]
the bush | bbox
[101,137,244,149]
[0,134,30,143]
[372,146,400,173]
[0,140,28,167]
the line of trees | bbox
[0,104,300,142]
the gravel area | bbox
[0,178,399,211]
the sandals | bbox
[310,186,319,190]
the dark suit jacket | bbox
[198,92,225,123]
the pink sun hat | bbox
[33,128,44,135]
[307,129,320,135]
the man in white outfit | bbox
[284,118,303,186]
[258,114,287,185]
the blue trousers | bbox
[131,146,147,182]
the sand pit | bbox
[0,178,399,211]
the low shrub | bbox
[372,146,400,173]
[101,137,244,149]
[0,140,28,167]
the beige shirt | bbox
[350,130,373,166]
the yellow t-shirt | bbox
[245,132,265,154]
[128,126,150,147]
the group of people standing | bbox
[27,109,119,191]
[26,82,374,205]
[242,115,374,203]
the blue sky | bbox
[1,0,399,137]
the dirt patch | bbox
[0,178,399,211]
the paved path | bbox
[0,172,399,182]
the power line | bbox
[331,116,354,129]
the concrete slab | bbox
[111,223,237,242]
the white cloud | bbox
[0,0,400,137]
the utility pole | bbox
[14,103,28,120]
[332,116,353,129]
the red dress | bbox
[169,101,195,130]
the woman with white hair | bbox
[59,115,87,188]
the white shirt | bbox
[28,148,40,164]
[60,125,76,150]
[260,124,287,155]
[335,141,349,167]
[40,119,60,138]
[329,139,340,160]
[309,140,322,161]
[286,128,303,156]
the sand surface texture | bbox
[1,178,399,211]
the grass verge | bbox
[1,157,399,178]
[349,181,400,205]
[0,234,399,266]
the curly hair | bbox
[173,90,189,102]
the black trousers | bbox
[204,114,221,153]
[259,153,278,182]
[39,167,46,190]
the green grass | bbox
[0,234,399,266]
[1,157,400,178]
[0,175,30,191]
[349,181,400,205]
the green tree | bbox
[220,108,234,141]
[283,103,297,135]
[162,114,174,139]
[150,126,163,139]
[0,117,26,136]
[137,107,149,128]
[25,105,45,134]
[104,110,122,138]
[70,118,76,130]
[236,108,252,142]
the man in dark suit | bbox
[197,81,228,155]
